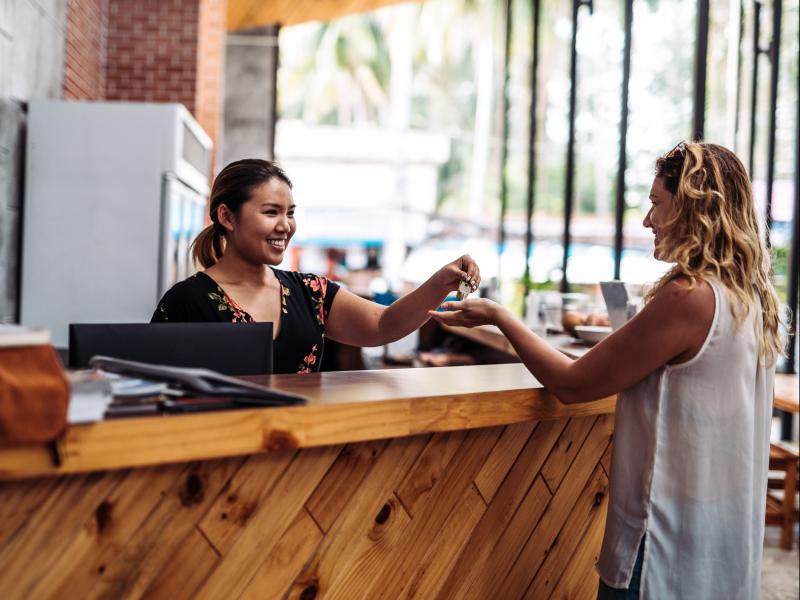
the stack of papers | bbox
[0,324,51,347]
[67,371,114,423]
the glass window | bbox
[623,0,696,290]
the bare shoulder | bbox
[643,277,715,363]
[653,276,715,317]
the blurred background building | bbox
[0,0,797,372]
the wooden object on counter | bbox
[773,373,798,414]
[0,338,69,444]
[0,364,614,480]
[766,441,799,550]
[0,412,615,599]
[766,373,799,550]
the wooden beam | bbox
[228,0,420,31]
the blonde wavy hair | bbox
[645,141,785,365]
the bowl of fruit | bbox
[562,309,610,341]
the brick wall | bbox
[61,0,227,160]
[105,0,200,112]
[63,0,109,100]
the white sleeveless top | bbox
[597,278,775,599]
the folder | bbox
[89,356,307,407]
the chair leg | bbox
[780,459,798,550]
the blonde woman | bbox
[430,142,784,599]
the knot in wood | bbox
[300,584,318,600]
[375,502,392,525]
[95,500,112,533]
[180,473,204,506]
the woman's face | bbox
[643,176,675,261]
[223,178,296,266]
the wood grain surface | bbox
[0,364,615,480]
[0,414,615,599]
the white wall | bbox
[0,0,67,322]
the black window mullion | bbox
[764,0,782,242]
[523,0,542,311]
[692,0,710,141]
[748,1,766,176]
[614,0,634,281]
[498,0,513,290]
[562,0,593,294]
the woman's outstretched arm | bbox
[429,278,715,404]
[324,255,480,347]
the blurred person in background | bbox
[152,159,480,374]
[431,142,784,599]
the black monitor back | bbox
[69,322,273,376]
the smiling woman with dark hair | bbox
[152,158,481,374]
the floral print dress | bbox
[151,269,339,374]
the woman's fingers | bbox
[428,310,456,325]
[455,268,478,291]
[440,300,465,311]
[460,255,480,290]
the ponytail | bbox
[191,224,225,269]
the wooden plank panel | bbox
[473,420,537,503]
[0,413,617,600]
[402,483,486,599]
[442,418,567,599]
[195,445,342,600]
[456,476,551,600]
[306,439,389,532]
[396,429,468,516]
[29,463,189,599]
[550,490,608,600]
[411,391,614,437]
[360,427,503,598]
[0,470,125,600]
[84,457,243,600]
[197,449,295,554]
[540,416,596,492]
[319,495,412,600]
[141,527,221,600]
[287,435,430,599]
[239,508,324,600]
[600,437,614,477]
[574,564,604,600]
[496,414,613,598]
[0,475,62,548]
[524,464,609,599]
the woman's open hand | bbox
[434,254,481,295]
[428,298,502,328]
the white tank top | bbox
[597,278,775,599]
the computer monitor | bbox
[68,322,273,376]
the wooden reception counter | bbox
[0,364,615,599]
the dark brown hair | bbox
[191,159,292,268]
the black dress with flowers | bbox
[151,269,340,374]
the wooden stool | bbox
[766,442,799,550]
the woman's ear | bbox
[216,204,236,233]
